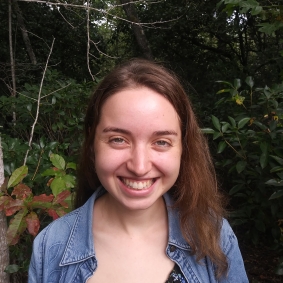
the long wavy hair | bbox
[75,58,228,278]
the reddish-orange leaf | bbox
[53,190,70,205]
[47,178,54,187]
[25,212,40,237]
[47,209,59,220]
[33,194,54,203]
[52,167,59,171]
[7,208,28,245]
[11,184,32,200]
[5,199,24,216]
[55,207,67,217]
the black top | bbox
[165,263,187,283]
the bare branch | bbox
[86,0,95,81]
[17,0,181,27]
[23,38,55,166]
[41,83,72,99]
[9,0,16,124]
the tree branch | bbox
[23,38,55,166]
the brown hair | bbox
[75,58,228,278]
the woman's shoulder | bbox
[33,189,100,249]
[219,218,239,251]
[33,207,81,249]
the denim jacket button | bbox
[170,245,176,252]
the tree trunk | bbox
[12,0,37,65]
[0,139,10,283]
[120,0,153,60]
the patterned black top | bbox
[165,263,187,283]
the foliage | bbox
[219,0,283,35]
[202,77,283,248]
[1,69,94,157]
[0,154,75,274]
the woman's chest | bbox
[87,234,175,283]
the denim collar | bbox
[60,186,190,265]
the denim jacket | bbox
[28,187,248,283]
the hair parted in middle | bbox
[76,58,228,278]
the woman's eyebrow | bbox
[103,128,178,136]
[153,130,178,136]
[103,127,131,135]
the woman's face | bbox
[94,87,182,211]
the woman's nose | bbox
[126,146,152,176]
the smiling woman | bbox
[28,59,248,283]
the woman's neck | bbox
[93,193,168,237]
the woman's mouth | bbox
[120,178,155,190]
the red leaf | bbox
[55,207,67,217]
[53,190,70,205]
[5,199,24,216]
[47,178,54,187]
[25,212,40,237]
[7,208,28,245]
[47,209,59,220]
[11,184,32,200]
[33,194,54,202]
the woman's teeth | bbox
[122,178,154,190]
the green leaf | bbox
[211,115,221,131]
[229,184,244,195]
[50,154,65,170]
[233,78,241,90]
[236,160,247,173]
[253,121,267,130]
[27,104,32,111]
[201,128,215,134]
[260,152,268,169]
[270,166,283,173]
[265,179,283,187]
[275,258,283,275]
[66,162,77,170]
[61,175,75,189]
[216,88,231,94]
[4,264,20,274]
[238,117,250,129]
[213,132,222,140]
[7,208,28,245]
[245,76,254,88]
[228,116,236,128]
[270,155,283,166]
[221,123,230,133]
[217,141,227,153]
[269,190,283,200]
[50,177,66,197]
[250,5,262,15]
[7,166,28,188]
[259,142,268,169]
[215,80,233,87]
[41,168,57,177]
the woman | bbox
[28,59,248,283]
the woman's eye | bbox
[110,138,125,144]
[155,140,170,147]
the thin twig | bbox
[23,37,55,166]
[86,0,95,81]
[41,83,71,99]
[17,0,181,26]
